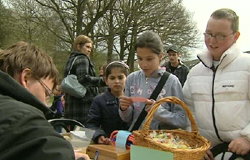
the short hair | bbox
[135,31,163,56]
[0,41,59,89]
[210,8,239,33]
[105,61,129,78]
[73,35,93,51]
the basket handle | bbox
[141,96,198,137]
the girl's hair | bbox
[73,35,93,51]
[211,8,239,33]
[0,41,59,89]
[135,31,163,55]
[105,61,129,77]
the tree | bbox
[0,1,14,48]
[3,0,201,73]
[98,0,200,71]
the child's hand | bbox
[119,96,133,111]
[202,149,214,160]
[228,137,250,155]
[145,99,155,112]
[98,136,110,145]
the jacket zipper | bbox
[198,54,227,143]
[211,65,224,142]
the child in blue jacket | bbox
[85,61,130,144]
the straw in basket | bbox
[133,96,211,160]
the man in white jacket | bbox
[183,8,250,160]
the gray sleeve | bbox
[153,77,188,129]
[118,74,134,123]
[119,106,133,123]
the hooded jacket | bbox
[183,43,250,146]
[0,71,75,160]
[119,68,187,131]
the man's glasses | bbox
[203,32,234,41]
[36,77,54,99]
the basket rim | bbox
[133,130,211,152]
[141,97,198,137]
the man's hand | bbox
[229,137,250,155]
[98,136,110,145]
[74,151,90,160]
[202,149,214,160]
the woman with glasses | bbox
[0,41,90,160]
[183,8,250,160]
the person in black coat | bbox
[0,41,89,160]
[85,61,130,144]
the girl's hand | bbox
[98,136,110,145]
[145,99,155,112]
[202,149,214,160]
[229,137,250,155]
[119,96,133,111]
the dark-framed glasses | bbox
[203,32,234,41]
[35,77,54,99]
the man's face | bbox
[204,17,240,60]
[167,51,180,64]
[27,77,54,106]
[18,68,54,106]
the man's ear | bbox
[19,68,32,88]
[233,31,240,43]
[177,52,181,57]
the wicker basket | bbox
[133,96,211,160]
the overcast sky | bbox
[182,0,250,58]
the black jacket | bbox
[0,71,75,160]
[161,61,189,86]
[85,89,129,143]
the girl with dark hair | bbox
[119,31,187,131]
[85,61,130,144]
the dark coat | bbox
[85,89,129,143]
[63,51,106,124]
[0,71,75,160]
[161,61,189,86]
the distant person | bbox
[161,45,189,86]
[63,35,106,125]
[0,41,89,160]
[99,64,105,77]
[98,64,107,94]
[50,85,64,118]
[85,61,129,144]
[183,8,250,160]
[119,31,187,131]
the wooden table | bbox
[86,144,130,160]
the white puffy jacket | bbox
[183,43,250,146]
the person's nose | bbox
[114,78,119,83]
[209,36,218,44]
[140,61,147,68]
